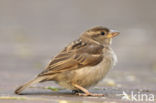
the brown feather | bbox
[38,39,104,76]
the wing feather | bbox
[38,39,104,76]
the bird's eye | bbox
[101,32,105,35]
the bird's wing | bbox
[38,39,104,76]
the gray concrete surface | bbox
[0,0,156,103]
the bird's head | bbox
[81,26,120,46]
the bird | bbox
[15,26,119,96]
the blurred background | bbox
[0,0,156,95]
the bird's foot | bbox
[72,83,104,96]
[72,90,83,94]
[76,93,104,96]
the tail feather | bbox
[15,77,44,94]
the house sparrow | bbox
[15,26,119,96]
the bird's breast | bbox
[72,48,117,88]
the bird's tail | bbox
[15,77,44,94]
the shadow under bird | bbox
[15,26,120,96]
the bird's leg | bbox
[72,83,104,96]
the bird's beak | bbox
[107,30,120,38]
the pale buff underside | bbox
[53,48,117,90]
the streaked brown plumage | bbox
[15,26,119,96]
